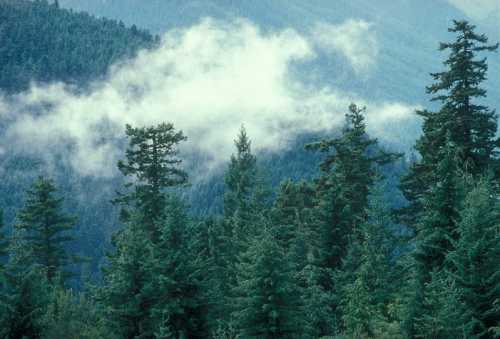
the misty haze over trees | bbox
[0,0,499,338]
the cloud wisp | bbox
[311,19,379,74]
[1,18,417,177]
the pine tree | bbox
[400,20,499,228]
[15,176,77,284]
[103,123,193,338]
[151,196,207,338]
[0,228,50,339]
[445,178,500,337]
[307,104,400,274]
[403,139,462,336]
[115,123,188,241]
[221,126,270,332]
[340,183,399,337]
[224,125,259,222]
[232,227,303,338]
[415,271,474,339]
[270,180,335,338]
[101,215,156,338]
[413,137,461,275]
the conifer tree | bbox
[270,180,335,337]
[446,178,500,337]
[15,176,77,284]
[101,215,156,338]
[115,123,188,241]
[103,123,193,338]
[0,228,50,339]
[400,20,499,227]
[151,196,207,338]
[413,137,461,275]
[415,271,473,339]
[306,103,399,278]
[221,126,269,332]
[224,126,258,222]
[340,183,398,337]
[232,227,303,338]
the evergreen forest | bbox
[0,1,499,338]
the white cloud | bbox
[312,19,379,74]
[0,18,416,178]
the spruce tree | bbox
[400,20,499,228]
[115,123,188,241]
[340,183,398,337]
[415,271,474,339]
[232,227,303,338]
[307,104,400,274]
[103,123,192,338]
[0,228,50,339]
[413,137,461,275]
[151,196,207,338]
[100,215,156,338]
[271,180,335,338]
[15,176,77,284]
[446,178,500,337]
[221,126,269,332]
[224,125,259,222]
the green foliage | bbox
[15,176,77,284]
[232,227,303,338]
[100,216,156,338]
[413,138,461,275]
[0,210,8,270]
[400,20,499,228]
[415,271,474,339]
[150,196,207,338]
[115,123,188,239]
[0,228,50,339]
[39,287,116,339]
[307,103,400,273]
[340,183,400,338]
[446,178,500,337]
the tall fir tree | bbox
[220,126,270,332]
[103,123,195,339]
[400,20,499,228]
[415,270,474,339]
[100,215,156,338]
[15,176,77,284]
[413,137,461,275]
[270,180,335,338]
[0,228,50,339]
[445,177,500,338]
[306,103,399,278]
[151,196,207,338]
[232,227,303,338]
[340,183,399,338]
[115,123,188,241]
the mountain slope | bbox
[0,0,155,93]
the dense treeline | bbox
[0,0,156,93]
[0,15,499,339]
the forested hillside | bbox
[0,0,157,281]
[0,0,155,93]
[0,1,499,338]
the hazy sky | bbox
[448,0,500,20]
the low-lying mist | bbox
[0,18,419,178]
